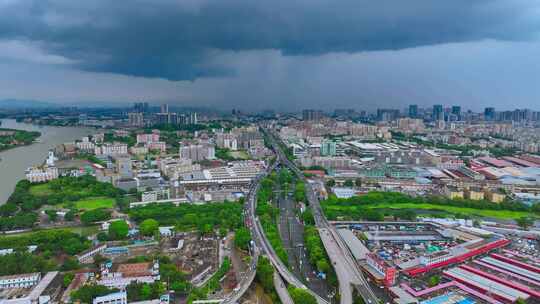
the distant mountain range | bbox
[0,99,62,109]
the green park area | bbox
[28,176,121,200]
[1,176,123,231]
[229,150,250,159]
[0,229,92,275]
[72,197,115,210]
[28,187,115,211]
[128,200,243,235]
[321,191,538,221]
[29,184,117,211]
[29,183,53,196]
[368,202,529,219]
[0,225,99,239]
[324,202,530,220]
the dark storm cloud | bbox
[1,0,539,80]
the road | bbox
[221,170,267,304]
[246,160,329,304]
[278,189,330,299]
[265,130,380,304]
[223,129,380,304]
[273,271,294,304]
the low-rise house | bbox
[25,166,58,183]
[466,187,485,201]
[98,262,160,289]
[0,273,41,289]
[76,244,107,264]
[92,291,127,304]
[485,190,506,203]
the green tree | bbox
[140,284,152,300]
[394,210,416,221]
[71,284,118,303]
[343,179,354,187]
[0,203,18,216]
[287,286,317,304]
[363,209,383,221]
[0,252,51,276]
[325,179,336,188]
[354,178,362,187]
[63,273,75,288]
[61,257,80,271]
[302,209,315,225]
[80,208,111,225]
[255,257,274,293]
[108,220,129,240]
[45,210,58,222]
[139,219,159,236]
[234,227,251,250]
[428,275,440,287]
[294,182,306,203]
[516,217,534,230]
[93,254,106,268]
[64,209,76,221]
[219,227,227,238]
[97,232,109,241]
[316,260,330,273]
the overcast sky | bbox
[1,0,540,111]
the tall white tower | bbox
[46,150,56,166]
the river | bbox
[0,119,94,204]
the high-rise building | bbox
[302,109,323,121]
[190,112,198,124]
[176,113,198,125]
[179,143,215,161]
[160,104,169,114]
[155,112,177,125]
[320,140,337,156]
[408,105,418,118]
[128,112,144,127]
[134,102,149,113]
[115,156,133,178]
[432,104,444,121]
[451,106,461,117]
[484,107,496,121]
[377,109,399,122]
[334,109,356,119]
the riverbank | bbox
[0,128,41,152]
[0,119,94,204]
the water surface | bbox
[0,119,94,204]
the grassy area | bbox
[67,225,101,237]
[324,203,531,220]
[369,203,530,219]
[29,184,53,196]
[229,150,250,160]
[0,225,100,239]
[30,183,95,198]
[73,197,115,210]
[321,191,535,222]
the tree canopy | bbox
[234,227,251,250]
[139,219,159,236]
[108,220,129,240]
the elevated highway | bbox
[265,130,380,304]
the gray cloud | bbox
[1,0,540,80]
[2,40,540,112]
